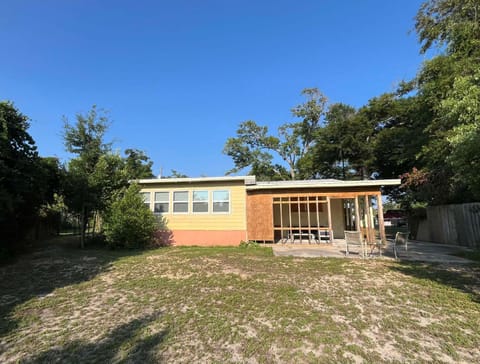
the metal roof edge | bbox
[135,175,256,185]
[245,179,401,190]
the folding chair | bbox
[366,231,384,257]
[393,231,409,259]
[344,231,366,258]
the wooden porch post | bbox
[326,196,333,242]
[354,195,361,232]
[377,193,386,243]
[365,195,372,243]
[288,197,293,240]
[316,197,321,242]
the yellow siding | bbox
[139,181,246,231]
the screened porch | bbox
[272,194,385,244]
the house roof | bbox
[136,175,401,189]
[245,179,401,190]
[136,175,257,185]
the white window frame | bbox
[154,191,170,214]
[141,192,151,210]
[192,190,209,214]
[212,190,230,214]
[173,191,189,214]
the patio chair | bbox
[344,231,366,258]
[393,231,409,259]
[367,238,384,257]
[365,231,385,257]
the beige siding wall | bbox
[139,181,247,231]
[330,198,345,238]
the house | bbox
[138,176,400,246]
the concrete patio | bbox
[272,239,475,264]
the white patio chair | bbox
[344,231,366,258]
[393,231,409,259]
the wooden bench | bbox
[287,233,318,244]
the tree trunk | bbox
[80,205,86,249]
[289,162,296,180]
[92,211,97,236]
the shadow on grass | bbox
[0,235,150,337]
[453,250,480,263]
[22,312,168,363]
[389,261,480,304]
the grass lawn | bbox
[1,237,479,363]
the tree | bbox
[223,121,290,180]
[415,0,480,58]
[441,70,480,199]
[223,88,328,180]
[364,94,431,179]
[0,102,61,255]
[169,170,189,178]
[103,184,161,249]
[307,103,375,179]
[410,0,480,203]
[63,106,111,170]
[123,148,154,179]
[63,106,112,248]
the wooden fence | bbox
[416,203,480,248]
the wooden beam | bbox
[377,193,386,244]
[288,197,293,240]
[316,197,321,242]
[267,191,377,198]
[279,200,283,241]
[354,196,361,232]
[249,187,381,196]
[326,196,332,242]
[297,198,301,236]
[307,197,312,243]
[365,195,372,243]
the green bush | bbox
[103,184,160,249]
[239,240,260,248]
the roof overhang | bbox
[245,179,401,190]
[134,175,400,190]
[135,175,256,185]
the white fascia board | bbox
[245,179,401,190]
[134,175,256,185]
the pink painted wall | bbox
[166,230,247,246]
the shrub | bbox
[103,184,161,249]
[239,240,260,248]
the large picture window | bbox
[154,192,169,213]
[213,190,230,213]
[193,191,208,213]
[173,191,189,213]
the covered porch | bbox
[272,194,385,245]
[246,179,399,245]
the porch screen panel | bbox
[272,195,330,243]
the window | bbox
[193,191,208,213]
[213,190,230,213]
[141,192,151,210]
[154,192,169,213]
[173,191,189,213]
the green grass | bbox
[1,236,479,363]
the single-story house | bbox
[138,176,400,246]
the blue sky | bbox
[1,0,427,177]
